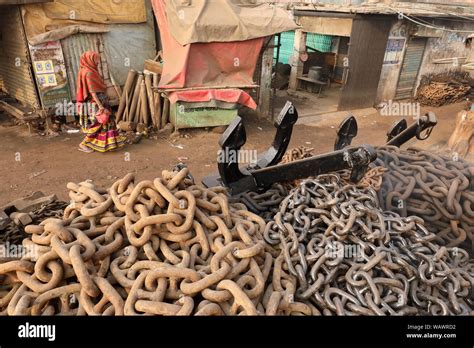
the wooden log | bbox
[447,109,474,158]
[152,73,159,88]
[140,81,149,126]
[129,73,143,123]
[144,60,162,74]
[144,73,155,127]
[162,96,170,129]
[123,89,130,122]
[116,69,137,122]
[152,73,161,129]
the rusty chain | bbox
[0,201,68,246]
[237,146,386,222]
[265,174,474,315]
[0,168,282,315]
[1,145,473,316]
[375,146,474,251]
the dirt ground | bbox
[0,100,468,206]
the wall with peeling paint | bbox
[416,19,474,87]
[376,20,408,102]
[377,19,474,103]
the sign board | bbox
[29,41,71,111]
[383,37,406,65]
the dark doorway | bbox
[338,16,392,110]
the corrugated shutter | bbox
[395,38,426,100]
[0,6,40,108]
[61,33,112,101]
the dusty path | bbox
[0,102,466,205]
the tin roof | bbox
[286,1,474,18]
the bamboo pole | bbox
[116,69,137,122]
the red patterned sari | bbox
[76,51,125,153]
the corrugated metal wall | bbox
[103,0,156,85]
[0,5,39,108]
[61,33,112,101]
[60,0,155,100]
[395,38,426,100]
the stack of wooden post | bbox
[114,69,170,132]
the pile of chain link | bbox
[0,201,68,246]
[237,146,387,221]
[1,144,473,316]
[264,174,474,315]
[375,146,474,251]
[0,168,284,315]
[234,185,288,222]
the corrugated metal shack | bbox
[263,0,474,115]
[0,0,45,124]
[0,0,156,125]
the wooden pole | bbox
[124,89,130,122]
[152,73,161,129]
[140,81,149,126]
[289,29,307,91]
[154,92,162,129]
[162,96,170,129]
[129,73,143,124]
[144,73,155,127]
[116,69,137,122]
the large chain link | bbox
[375,146,474,250]
[265,174,474,315]
[0,201,68,246]
[0,168,278,315]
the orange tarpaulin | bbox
[152,0,263,109]
[153,0,263,89]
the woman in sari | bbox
[77,51,125,153]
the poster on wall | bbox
[29,41,71,111]
[383,37,406,65]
